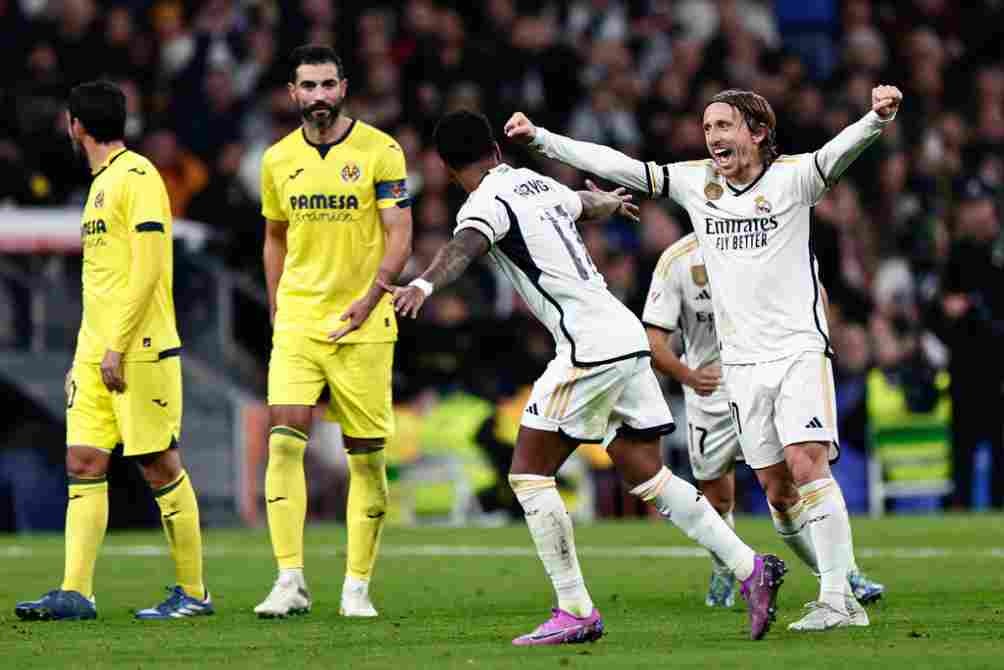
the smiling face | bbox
[703,101,765,183]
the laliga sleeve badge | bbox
[704,182,723,200]
[691,264,708,286]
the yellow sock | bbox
[61,476,109,597]
[153,470,205,599]
[266,426,308,570]
[345,449,388,581]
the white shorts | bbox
[521,354,675,446]
[722,351,840,470]
[684,396,742,481]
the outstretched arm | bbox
[378,228,490,319]
[814,85,902,188]
[505,112,660,197]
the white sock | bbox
[769,500,819,575]
[632,468,756,582]
[799,478,853,612]
[279,567,304,584]
[710,510,734,575]
[509,474,594,617]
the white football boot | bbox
[788,601,852,632]
[254,571,312,618]
[340,575,378,617]
[845,593,870,627]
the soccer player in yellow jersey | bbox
[14,81,212,621]
[253,46,413,619]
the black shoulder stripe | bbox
[461,216,497,236]
[813,152,828,187]
[644,162,653,197]
[661,164,670,198]
[135,222,165,233]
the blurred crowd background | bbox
[1,0,1002,530]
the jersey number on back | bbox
[539,204,598,280]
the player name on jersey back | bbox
[455,164,650,367]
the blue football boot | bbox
[15,590,97,621]
[848,569,885,605]
[135,586,214,620]
[705,569,737,608]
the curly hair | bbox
[705,89,779,165]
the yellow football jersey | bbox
[75,148,180,363]
[260,120,410,342]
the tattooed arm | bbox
[377,228,490,319]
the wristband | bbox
[408,278,434,297]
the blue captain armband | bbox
[375,179,409,201]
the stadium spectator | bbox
[1,0,1002,520]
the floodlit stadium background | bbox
[0,0,1001,532]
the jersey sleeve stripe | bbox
[812,152,829,187]
[456,225,493,250]
[644,162,653,197]
[660,164,670,198]
[158,347,182,359]
[135,222,165,233]
[461,216,497,236]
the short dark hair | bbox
[705,89,779,164]
[433,110,496,170]
[288,44,344,83]
[68,80,126,143]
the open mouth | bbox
[711,147,734,168]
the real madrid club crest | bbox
[94,190,104,208]
[691,264,708,286]
[341,161,361,183]
[755,194,772,215]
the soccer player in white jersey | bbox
[381,110,787,645]
[506,83,902,631]
[643,233,885,609]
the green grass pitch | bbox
[2,515,1003,669]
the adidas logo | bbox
[805,416,824,429]
[526,403,540,416]
[696,289,711,300]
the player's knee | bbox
[65,447,109,479]
[268,406,312,434]
[784,441,831,485]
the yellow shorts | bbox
[267,333,394,439]
[66,354,183,456]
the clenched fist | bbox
[872,84,903,119]
[504,112,538,145]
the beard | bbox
[301,99,342,130]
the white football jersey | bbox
[533,109,893,366]
[652,154,831,364]
[454,163,650,366]
[643,232,728,411]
